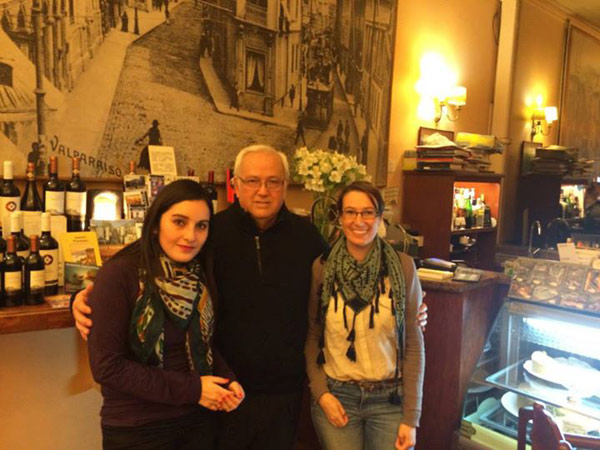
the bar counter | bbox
[417,270,509,450]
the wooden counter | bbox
[416,271,509,450]
[0,300,73,335]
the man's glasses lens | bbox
[241,177,284,190]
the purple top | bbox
[87,251,230,427]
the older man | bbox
[211,145,326,449]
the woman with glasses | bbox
[87,180,244,449]
[305,181,425,450]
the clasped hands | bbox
[199,377,245,412]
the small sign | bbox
[148,145,177,176]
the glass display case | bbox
[456,262,600,449]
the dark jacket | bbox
[211,201,326,394]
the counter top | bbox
[0,296,73,335]
[420,270,509,293]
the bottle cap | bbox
[3,161,13,179]
[41,212,51,232]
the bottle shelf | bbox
[451,226,497,236]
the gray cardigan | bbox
[304,251,425,427]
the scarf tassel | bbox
[317,334,326,364]
[388,389,402,405]
[317,349,326,365]
[346,341,356,362]
[345,313,357,362]
[369,303,375,329]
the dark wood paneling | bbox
[416,280,507,450]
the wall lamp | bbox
[530,106,558,140]
[435,86,467,124]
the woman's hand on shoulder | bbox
[395,423,416,450]
[318,392,348,428]
[73,283,95,340]
[199,376,236,411]
[417,300,428,332]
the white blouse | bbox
[323,280,398,382]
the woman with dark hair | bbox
[87,179,244,449]
[305,181,425,450]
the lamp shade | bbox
[544,106,558,124]
[447,86,467,106]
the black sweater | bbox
[212,202,326,394]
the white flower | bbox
[320,161,332,174]
[330,170,342,183]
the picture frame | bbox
[521,141,539,175]
[417,127,455,146]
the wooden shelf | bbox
[0,301,73,335]
[403,170,503,183]
[402,171,501,269]
[450,226,497,236]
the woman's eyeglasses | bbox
[341,208,379,221]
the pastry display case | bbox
[456,258,600,449]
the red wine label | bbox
[44,191,65,215]
[29,269,45,290]
[66,192,87,216]
[39,249,59,284]
[0,196,20,214]
[4,271,22,292]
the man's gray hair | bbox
[233,145,290,179]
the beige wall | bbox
[501,0,567,242]
[389,0,501,193]
[0,329,102,449]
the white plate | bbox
[500,392,533,417]
[500,392,600,433]
[523,359,600,398]
[523,360,565,386]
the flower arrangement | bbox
[291,147,371,241]
[291,147,370,192]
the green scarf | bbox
[318,236,406,404]
[129,255,214,375]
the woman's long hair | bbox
[115,179,213,284]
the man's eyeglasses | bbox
[341,208,379,221]
[236,176,285,191]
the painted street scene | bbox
[1,0,397,182]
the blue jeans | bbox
[311,378,405,450]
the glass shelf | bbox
[485,358,600,421]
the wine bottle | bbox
[10,212,29,259]
[0,227,6,262]
[39,212,59,295]
[0,161,21,219]
[43,156,65,215]
[3,235,24,307]
[206,170,218,213]
[66,157,87,231]
[24,235,45,305]
[21,161,43,211]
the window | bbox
[246,51,265,93]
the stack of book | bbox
[416,145,470,171]
[530,147,571,175]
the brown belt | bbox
[329,377,398,392]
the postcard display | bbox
[456,257,600,449]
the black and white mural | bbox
[1,0,397,184]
